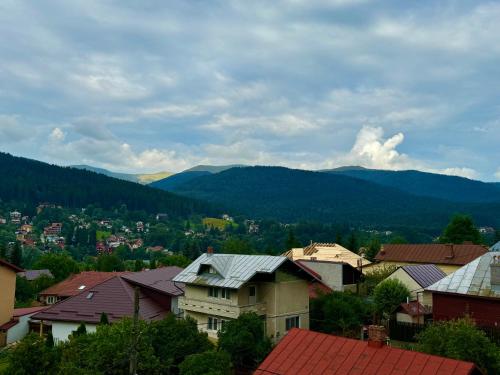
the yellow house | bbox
[0,259,23,328]
[366,243,488,275]
[173,252,316,342]
[283,242,371,268]
[385,264,446,307]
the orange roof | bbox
[255,329,480,375]
[376,244,488,266]
[39,271,130,297]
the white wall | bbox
[6,314,32,344]
[52,321,97,343]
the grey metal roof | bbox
[172,254,288,289]
[491,241,500,251]
[426,251,500,298]
[401,264,446,288]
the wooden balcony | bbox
[179,297,267,319]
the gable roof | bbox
[173,254,300,289]
[399,264,446,288]
[397,301,432,316]
[33,276,170,324]
[13,306,50,317]
[39,271,130,297]
[426,251,500,298]
[283,242,371,268]
[17,269,53,281]
[376,244,488,266]
[0,258,24,273]
[255,329,479,375]
[121,266,185,296]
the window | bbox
[285,316,300,331]
[208,287,219,298]
[208,266,217,274]
[221,288,231,300]
[47,296,57,304]
[208,317,219,331]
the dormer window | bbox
[208,266,216,274]
[78,285,86,290]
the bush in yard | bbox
[373,279,410,318]
[5,333,58,375]
[417,318,500,375]
[179,351,232,375]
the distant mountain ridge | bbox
[71,165,171,184]
[157,166,500,229]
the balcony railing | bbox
[179,297,267,319]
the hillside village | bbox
[1,199,499,374]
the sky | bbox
[0,0,499,181]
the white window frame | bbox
[285,316,300,331]
[208,287,219,298]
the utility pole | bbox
[129,286,139,375]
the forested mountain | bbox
[0,153,215,217]
[184,164,247,173]
[71,165,171,184]
[165,166,500,229]
[323,167,500,203]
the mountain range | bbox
[71,165,171,185]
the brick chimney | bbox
[491,255,500,288]
[207,246,214,255]
[367,325,387,348]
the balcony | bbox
[179,297,267,319]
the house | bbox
[9,211,21,224]
[369,243,488,274]
[426,251,500,328]
[0,217,6,225]
[43,223,62,236]
[0,259,23,346]
[33,267,184,342]
[255,327,481,375]
[20,224,33,233]
[296,259,363,293]
[283,242,371,269]
[173,249,320,342]
[395,301,432,324]
[18,269,54,281]
[39,271,129,305]
[0,306,49,346]
[384,264,446,307]
[136,221,144,232]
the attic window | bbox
[86,292,94,299]
[78,285,86,290]
[208,267,217,274]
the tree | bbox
[364,237,381,261]
[390,235,407,244]
[134,259,144,272]
[72,322,87,337]
[417,319,500,374]
[157,254,191,268]
[5,333,57,375]
[179,351,232,375]
[310,292,373,336]
[15,276,34,304]
[373,279,410,318]
[33,252,80,281]
[10,241,23,267]
[46,332,55,348]
[95,253,125,272]
[150,258,157,269]
[218,312,272,370]
[285,229,301,250]
[221,237,255,255]
[99,312,109,325]
[346,232,358,253]
[439,214,481,244]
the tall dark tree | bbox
[10,241,23,267]
[285,229,301,250]
[346,232,358,253]
[439,214,481,244]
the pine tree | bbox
[45,332,54,348]
[285,229,301,250]
[100,312,110,325]
[346,232,358,253]
[10,241,23,267]
[73,322,87,337]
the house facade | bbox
[427,251,500,328]
[174,252,316,342]
[296,259,362,293]
[283,242,371,268]
[0,259,23,346]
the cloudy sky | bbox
[1,0,499,180]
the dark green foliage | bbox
[365,238,381,261]
[99,312,109,325]
[46,332,55,348]
[361,265,398,295]
[221,237,255,254]
[218,312,272,370]
[15,276,34,304]
[151,315,213,373]
[346,232,358,253]
[0,152,216,218]
[95,253,125,272]
[373,279,411,317]
[390,235,408,244]
[310,292,373,336]
[72,323,87,337]
[33,252,79,281]
[285,229,301,250]
[134,259,144,271]
[179,351,232,375]
[10,241,23,267]
[417,319,500,374]
[167,166,500,228]
[156,254,191,268]
[5,333,58,375]
[439,214,482,244]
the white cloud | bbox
[495,169,500,180]
[49,127,65,142]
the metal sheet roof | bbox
[172,254,288,289]
[491,241,500,251]
[426,251,500,298]
[401,264,446,288]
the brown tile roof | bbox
[0,258,24,273]
[375,244,488,266]
[397,301,432,316]
[255,329,480,375]
[39,271,130,297]
[13,306,49,317]
[122,267,185,296]
[33,276,170,324]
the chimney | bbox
[491,255,500,288]
[207,246,214,255]
[445,243,455,259]
[367,325,387,348]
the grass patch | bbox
[96,230,112,241]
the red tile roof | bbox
[397,302,432,316]
[255,329,480,375]
[376,244,488,266]
[0,258,24,273]
[33,276,170,324]
[39,271,130,297]
[13,306,49,317]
